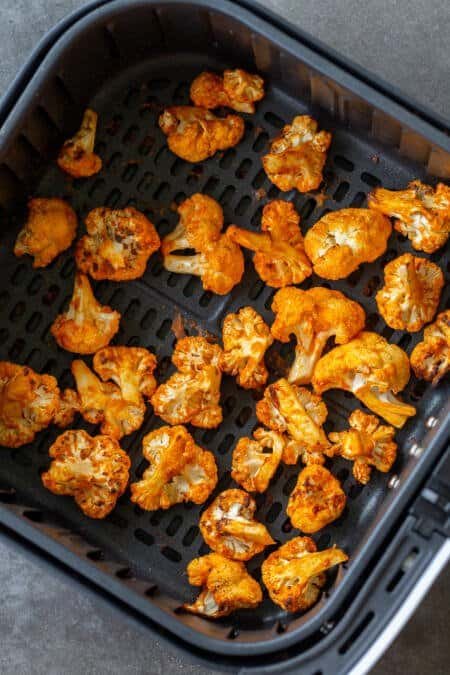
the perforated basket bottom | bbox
[0,53,448,629]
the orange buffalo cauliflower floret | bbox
[93,346,157,404]
[0,362,60,447]
[14,197,78,268]
[130,425,217,510]
[41,429,130,519]
[71,359,145,439]
[312,332,416,428]
[199,489,275,561]
[410,310,450,385]
[51,273,120,354]
[183,553,262,618]
[368,180,450,253]
[286,465,346,533]
[159,106,244,162]
[227,200,312,287]
[256,378,329,465]
[57,109,102,178]
[327,410,397,484]
[162,193,244,294]
[190,69,264,113]
[75,207,160,281]
[231,428,285,493]
[151,336,223,428]
[304,208,391,280]
[376,253,444,332]
[261,536,348,612]
[161,193,244,295]
[53,388,80,428]
[220,307,273,389]
[271,287,365,384]
[262,115,331,192]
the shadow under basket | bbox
[0,1,448,672]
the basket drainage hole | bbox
[218,433,235,455]
[182,526,199,547]
[236,406,252,428]
[166,515,183,536]
[161,546,182,563]
[227,627,240,640]
[266,502,282,523]
[339,612,374,654]
[86,549,105,561]
[277,621,288,634]
[42,285,60,306]
[334,155,354,171]
[23,509,44,523]
[116,567,134,580]
[134,528,154,546]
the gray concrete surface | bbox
[0,1,449,674]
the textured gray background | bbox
[0,1,449,674]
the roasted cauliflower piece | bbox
[286,465,346,532]
[51,273,120,354]
[75,207,160,281]
[183,553,263,618]
[256,378,329,465]
[410,310,450,385]
[151,337,223,428]
[71,359,145,439]
[57,109,102,178]
[199,489,275,561]
[93,346,157,404]
[53,388,80,428]
[328,410,397,484]
[262,115,331,192]
[159,106,245,162]
[220,307,273,389]
[130,425,217,510]
[312,332,416,428]
[14,197,78,268]
[376,253,444,332]
[162,193,244,294]
[190,69,264,113]
[304,208,392,280]
[368,180,450,253]
[231,428,285,493]
[227,200,312,288]
[0,362,60,448]
[261,536,348,612]
[41,429,130,519]
[271,287,365,385]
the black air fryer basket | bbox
[0,1,449,672]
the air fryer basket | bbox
[0,0,448,671]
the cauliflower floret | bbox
[0,362,60,447]
[51,273,120,354]
[261,536,348,612]
[304,208,392,280]
[162,193,244,295]
[199,488,275,561]
[93,346,157,404]
[159,106,245,162]
[71,359,145,439]
[14,197,78,268]
[231,428,285,493]
[220,307,273,389]
[57,109,102,178]
[327,409,397,484]
[262,115,331,192]
[130,425,217,510]
[53,388,80,428]
[151,337,223,428]
[271,287,365,384]
[75,207,160,281]
[183,553,263,618]
[368,180,450,253]
[41,429,130,519]
[410,310,450,385]
[312,332,416,428]
[376,253,444,332]
[286,465,346,533]
[190,69,264,113]
[256,378,329,465]
[227,200,312,288]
